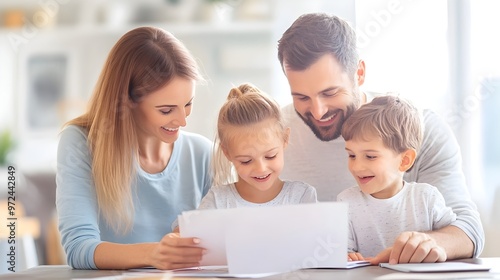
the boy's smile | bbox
[345,137,405,199]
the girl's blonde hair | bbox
[341,94,423,154]
[65,27,201,233]
[212,83,288,186]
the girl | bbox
[197,83,317,209]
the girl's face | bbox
[131,77,195,143]
[344,137,405,199]
[224,119,289,202]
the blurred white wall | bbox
[0,0,355,173]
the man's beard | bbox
[296,100,359,142]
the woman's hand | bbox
[149,232,205,270]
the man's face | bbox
[284,54,363,141]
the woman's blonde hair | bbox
[341,94,423,154]
[65,27,201,233]
[212,83,288,186]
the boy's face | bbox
[345,137,405,199]
[224,120,288,201]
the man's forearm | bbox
[428,225,474,260]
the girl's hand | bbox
[149,232,205,270]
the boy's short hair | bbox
[341,95,423,154]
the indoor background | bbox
[0,0,498,272]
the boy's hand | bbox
[348,252,365,261]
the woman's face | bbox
[132,77,195,143]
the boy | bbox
[337,95,456,261]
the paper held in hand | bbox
[178,202,370,274]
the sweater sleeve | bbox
[405,110,484,257]
[427,187,457,230]
[56,126,101,269]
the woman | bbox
[56,27,211,270]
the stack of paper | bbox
[379,262,491,272]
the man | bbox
[278,13,484,264]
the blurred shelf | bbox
[0,20,275,42]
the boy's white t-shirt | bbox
[337,181,457,257]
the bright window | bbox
[355,0,449,113]
[357,0,500,256]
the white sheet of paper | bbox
[379,262,492,273]
[130,266,281,278]
[179,208,232,266]
[346,260,372,268]
[224,202,348,274]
